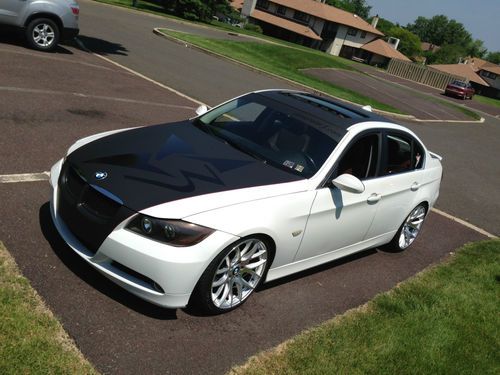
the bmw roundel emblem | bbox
[95,171,108,180]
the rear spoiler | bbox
[429,151,443,161]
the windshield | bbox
[195,93,341,178]
[451,80,467,87]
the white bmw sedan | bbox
[50,90,442,314]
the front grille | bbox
[57,163,133,254]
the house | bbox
[477,64,500,91]
[360,38,411,66]
[233,0,384,59]
[429,63,492,96]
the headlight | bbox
[126,215,214,247]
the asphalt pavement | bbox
[76,0,500,235]
[0,2,498,374]
[305,68,472,120]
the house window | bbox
[276,5,286,15]
[293,10,310,23]
[256,0,269,10]
[347,28,358,36]
[360,31,367,38]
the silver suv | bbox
[0,0,79,51]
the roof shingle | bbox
[251,9,323,40]
[361,39,411,61]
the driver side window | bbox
[336,134,379,180]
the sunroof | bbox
[289,93,368,119]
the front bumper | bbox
[49,159,238,308]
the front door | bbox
[295,132,381,261]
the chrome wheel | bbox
[211,238,268,310]
[398,205,426,249]
[32,23,56,48]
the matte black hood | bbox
[65,121,302,212]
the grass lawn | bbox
[230,240,500,375]
[0,242,97,374]
[159,30,402,114]
[474,95,500,109]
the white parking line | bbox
[0,86,195,110]
[75,38,208,108]
[431,208,497,239]
[0,172,50,183]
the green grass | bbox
[160,30,403,114]
[0,242,98,374]
[230,240,500,375]
[474,95,500,109]
[437,98,482,120]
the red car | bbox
[444,80,475,99]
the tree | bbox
[326,0,371,20]
[485,51,500,65]
[407,15,471,46]
[367,16,396,35]
[426,43,467,65]
[163,0,230,21]
[387,26,422,58]
[466,39,487,58]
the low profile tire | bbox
[192,236,271,314]
[384,204,427,252]
[25,18,60,52]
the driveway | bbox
[2,1,499,373]
[354,64,500,118]
[0,34,489,375]
[305,68,472,121]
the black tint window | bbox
[385,133,424,175]
[337,134,379,180]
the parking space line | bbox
[0,86,195,109]
[75,38,208,108]
[0,172,49,183]
[431,208,497,239]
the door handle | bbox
[411,182,420,191]
[367,193,381,203]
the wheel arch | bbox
[24,12,63,30]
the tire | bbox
[191,236,271,314]
[384,204,427,252]
[25,18,60,52]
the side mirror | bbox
[331,174,365,193]
[195,105,208,116]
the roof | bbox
[478,63,500,75]
[421,42,440,52]
[429,64,489,86]
[466,57,490,71]
[258,0,384,36]
[361,39,411,61]
[251,9,322,41]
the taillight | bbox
[71,7,79,15]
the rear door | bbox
[364,131,426,239]
[0,0,27,25]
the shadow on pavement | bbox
[39,202,177,320]
[260,247,378,291]
[0,25,74,54]
[77,35,128,56]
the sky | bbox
[366,0,499,52]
